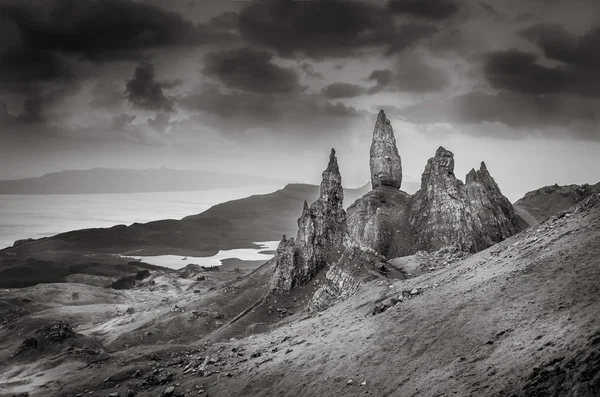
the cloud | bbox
[298,62,324,80]
[387,90,600,139]
[0,45,73,93]
[522,23,600,70]
[386,0,460,20]
[238,0,436,59]
[111,114,136,130]
[147,113,171,134]
[0,0,232,63]
[125,62,174,112]
[178,85,370,143]
[208,11,238,30]
[483,49,600,97]
[202,48,301,94]
[321,83,366,99]
[366,57,449,93]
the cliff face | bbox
[269,149,346,294]
[409,147,521,252]
[347,110,413,258]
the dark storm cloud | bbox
[484,49,600,97]
[147,113,171,134]
[321,83,366,99]
[522,23,600,70]
[0,45,73,93]
[367,69,395,89]
[178,85,368,139]
[298,62,324,80]
[237,0,436,59]
[159,79,184,89]
[179,87,277,122]
[125,62,174,112]
[202,48,302,94]
[0,0,231,63]
[386,0,460,20]
[366,58,448,93]
[388,91,600,139]
[208,11,239,30]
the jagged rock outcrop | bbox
[347,110,413,258]
[308,243,406,312]
[269,149,346,294]
[370,110,402,190]
[409,147,521,253]
[269,235,297,294]
[346,187,413,258]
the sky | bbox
[0,0,599,201]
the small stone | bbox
[108,393,120,397]
[360,381,367,386]
[347,379,354,385]
[410,288,419,295]
[162,386,175,397]
[126,389,135,397]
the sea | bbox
[0,185,283,268]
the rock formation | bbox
[270,149,346,294]
[308,243,406,312]
[408,147,521,252]
[370,110,402,190]
[346,110,413,258]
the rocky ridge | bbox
[409,147,522,253]
[269,149,346,294]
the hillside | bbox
[0,168,285,195]
[0,194,597,396]
[0,183,370,287]
[513,182,600,225]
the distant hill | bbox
[0,167,286,194]
[513,182,600,226]
[0,183,370,287]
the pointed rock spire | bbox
[270,149,347,294]
[370,110,402,190]
[319,148,344,204]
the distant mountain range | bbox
[0,168,287,194]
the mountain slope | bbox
[514,182,600,225]
[0,168,285,194]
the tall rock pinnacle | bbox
[347,111,413,258]
[370,110,402,190]
[270,149,346,294]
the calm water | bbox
[0,186,283,250]
[125,241,280,269]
